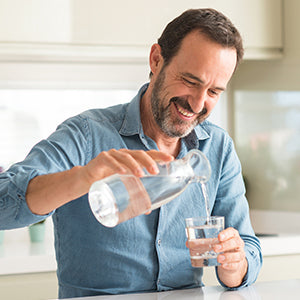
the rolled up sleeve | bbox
[0,115,89,230]
[0,166,54,229]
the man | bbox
[0,8,262,298]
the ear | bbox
[149,44,163,75]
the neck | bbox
[140,87,181,157]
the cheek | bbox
[164,78,191,95]
[205,98,219,113]
[159,88,182,104]
[170,87,195,105]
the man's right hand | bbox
[83,149,174,187]
[26,149,174,216]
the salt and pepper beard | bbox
[151,66,208,138]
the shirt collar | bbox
[119,84,148,136]
[194,122,210,140]
[119,83,210,142]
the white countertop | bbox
[0,218,56,275]
[260,234,300,256]
[250,209,300,256]
[1,211,300,275]
[250,210,300,236]
[53,279,300,300]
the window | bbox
[234,91,300,212]
[0,89,136,169]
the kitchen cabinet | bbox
[0,272,58,300]
[0,221,58,300]
[0,0,283,63]
[69,0,283,59]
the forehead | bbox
[177,31,236,58]
[169,31,237,82]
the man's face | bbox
[150,31,237,138]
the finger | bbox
[129,149,174,174]
[217,251,246,266]
[120,149,174,175]
[214,236,245,253]
[146,150,174,163]
[109,149,145,176]
[99,151,128,174]
[85,151,128,184]
[125,149,161,174]
[218,227,240,242]
[218,261,241,271]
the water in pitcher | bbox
[89,149,211,227]
[89,173,194,227]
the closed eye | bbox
[209,89,218,95]
[208,89,221,97]
[182,77,197,86]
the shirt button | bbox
[157,239,161,245]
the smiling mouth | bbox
[174,102,195,118]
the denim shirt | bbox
[0,84,262,298]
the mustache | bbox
[170,97,207,116]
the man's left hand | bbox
[213,227,248,287]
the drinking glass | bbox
[185,216,224,267]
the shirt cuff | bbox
[7,169,54,228]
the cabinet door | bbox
[0,0,72,43]
[0,0,283,60]
[71,0,283,51]
[0,272,58,300]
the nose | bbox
[189,89,207,114]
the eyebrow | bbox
[181,72,226,92]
